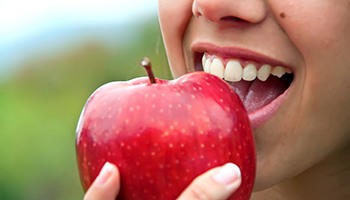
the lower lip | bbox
[247,86,290,129]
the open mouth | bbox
[195,52,294,127]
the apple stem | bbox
[140,57,156,84]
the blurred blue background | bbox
[0,1,171,199]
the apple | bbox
[76,57,256,199]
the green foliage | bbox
[0,15,171,200]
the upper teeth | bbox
[202,54,291,82]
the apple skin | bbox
[76,71,256,200]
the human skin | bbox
[158,0,350,199]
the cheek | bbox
[284,2,350,122]
[270,0,350,128]
[158,0,193,77]
[255,0,350,189]
[270,0,350,61]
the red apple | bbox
[76,57,256,199]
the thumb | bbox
[84,162,120,200]
[178,163,241,200]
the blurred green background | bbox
[0,1,171,199]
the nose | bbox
[192,0,267,25]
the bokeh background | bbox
[0,1,171,199]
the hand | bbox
[83,162,120,200]
[84,162,241,200]
[178,163,241,200]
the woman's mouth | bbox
[194,52,294,129]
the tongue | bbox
[229,76,290,113]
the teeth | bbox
[257,64,272,81]
[271,66,286,78]
[204,57,211,73]
[224,60,242,82]
[202,54,207,71]
[210,58,225,79]
[201,54,292,82]
[242,63,257,81]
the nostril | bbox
[193,0,267,25]
[221,16,245,23]
[220,16,249,25]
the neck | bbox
[252,144,350,200]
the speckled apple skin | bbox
[76,72,256,200]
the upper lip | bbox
[192,42,293,69]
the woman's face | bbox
[158,0,350,190]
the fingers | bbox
[83,162,240,200]
[84,162,120,200]
[178,163,241,200]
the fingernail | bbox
[212,163,241,185]
[95,162,115,185]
